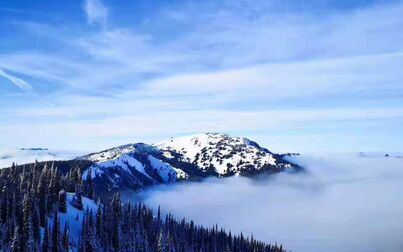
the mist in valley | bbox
[132,153,403,252]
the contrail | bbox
[0,67,54,106]
[0,67,34,93]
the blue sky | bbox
[0,0,402,153]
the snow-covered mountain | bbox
[79,133,299,190]
[156,133,291,175]
[0,148,80,168]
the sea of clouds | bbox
[133,153,403,252]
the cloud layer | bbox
[137,154,403,252]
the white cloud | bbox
[84,0,108,27]
[1,50,402,151]
[1,1,403,151]
[142,52,403,99]
[0,107,401,152]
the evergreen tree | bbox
[32,202,41,243]
[95,204,103,240]
[22,194,33,250]
[84,169,94,200]
[58,190,67,213]
[71,186,83,210]
[11,226,22,252]
[42,225,50,252]
[111,192,121,250]
[112,217,120,250]
[36,173,48,227]
[0,159,286,252]
[62,222,69,252]
[158,229,167,252]
[51,211,60,252]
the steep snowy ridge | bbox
[81,143,158,162]
[78,133,299,190]
[147,155,188,182]
[80,143,192,188]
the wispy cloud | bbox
[0,68,34,93]
[0,68,55,107]
[84,0,108,28]
[0,0,402,151]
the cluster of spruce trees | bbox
[0,162,84,251]
[0,161,285,252]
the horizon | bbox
[1,0,403,153]
[2,131,402,156]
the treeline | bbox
[0,162,285,251]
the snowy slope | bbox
[83,153,153,180]
[0,148,80,168]
[77,133,298,190]
[147,155,188,182]
[52,193,98,246]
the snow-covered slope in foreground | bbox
[79,133,298,190]
[0,148,80,168]
[54,193,98,245]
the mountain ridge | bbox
[0,133,301,191]
[78,133,301,190]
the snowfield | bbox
[64,193,97,241]
[47,193,98,246]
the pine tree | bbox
[158,228,169,252]
[42,224,50,252]
[112,218,120,251]
[95,204,102,240]
[58,190,67,213]
[11,226,22,252]
[111,193,121,250]
[22,194,33,250]
[85,169,94,200]
[32,202,41,243]
[62,222,69,252]
[36,173,48,227]
[85,210,96,252]
[51,211,60,252]
[157,205,161,223]
[71,186,83,210]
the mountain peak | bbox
[75,133,298,190]
[156,132,259,149]
[155,132,280,175]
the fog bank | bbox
[135,153,403,252]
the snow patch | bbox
[83,153,154,180]
[147,155,186,182]
[51,193,98,245]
